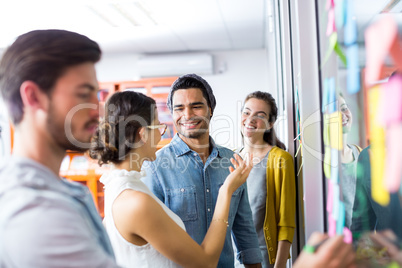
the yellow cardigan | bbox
[264,147,296,264]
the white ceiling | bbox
[0,0,401,56]
[0,0,266,54]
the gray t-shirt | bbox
[235,149,273,268]
[0,156,118,268]
[247,152,270,251]
[341,145,360,228]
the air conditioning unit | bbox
[137,53,214,77]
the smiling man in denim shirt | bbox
[142,74,262,267]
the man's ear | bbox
[20,81,48,110]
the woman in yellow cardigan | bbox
[237,91,296,268]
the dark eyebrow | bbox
[173,102,206,108]
[244,107,267,116]
[190,102,205,106]
[77,83,97,92]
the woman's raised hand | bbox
[223,153,253,194]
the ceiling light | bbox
[86,1,157,27]
[87,3,136,27]
[114,2,157,26]
[382,0,402,12]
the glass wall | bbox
[312,0,402,266]
[289,0,402,266]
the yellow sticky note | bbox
[368,86,390,205]
[328,111,343,150]
[323,114,330,146]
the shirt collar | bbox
[171,133,222,158]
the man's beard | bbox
[47,104,96,152]
[177,112,211,139]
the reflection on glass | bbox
[350,74,402,241]
[351,145,402,239]
[316,0,402,265]
[339,94,362,229]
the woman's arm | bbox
[114,155,252,268]
[276,153,296,241]
[274,152,296,267]
[274,240,292,268]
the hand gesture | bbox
[370,230,402,266]
[222,153,253,194]
[294,232,356,268]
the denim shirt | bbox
[0,156,118,268]
[142,134,262,267]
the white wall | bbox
[96,53,142,82]
[204,50,271,149]
[96,49,272,149]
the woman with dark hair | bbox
[90,91,253,268]
[236,91,296,268]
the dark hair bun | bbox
[89,91,156,165]
[89,121,118,166]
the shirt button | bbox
[207,208,211,212]
[206,189,210,192]
[264,227,268,230]
[269,247,273,251]
[267,237,271,240]
[193,153,197,156]
[272,258,276,262]
[180,188,185,192]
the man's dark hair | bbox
[0,29,101,125]
[167,74,216,114]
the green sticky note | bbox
[334,42,347,66]
[387,261,400,268]
[322,33,338,66]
